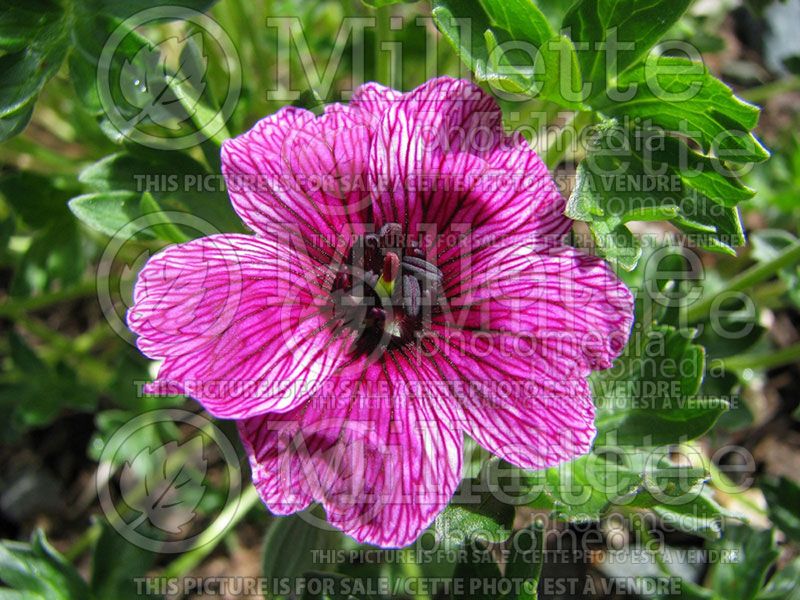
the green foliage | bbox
[0,531,93,599]
[432,0,582,107]
[433,0,767,270]
[90,523,157,600]
[760,476,800,543]
[592,324,728,445]
[707,526,779,600]
[569,121,749,268]
[562,0,693,98]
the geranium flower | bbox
[128,77,633,547]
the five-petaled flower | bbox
[128,77,634,547]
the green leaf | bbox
[504,525,544,600]
[262,513,342,598]
[437,470,515,547]
[11,220,88,297]
[436,504,513,548]
[77,150,242,233]
[432,0,583,106]
[170,31,232,146]
[759,556,800,600]
[0,333,97,439]
[0,0,70,119]
[90,522,156,600]
[562,0,693,98]
[751,230,800,308]
[593,324,728,445]
[0,172,75,229]
[651,489,742,540]
[568,121,746,270]
[707,526,778,600]
[524,449,708,522]
[760,476,800,543]
[0,105,33,142]
[96,0,220,20]
[596,57,769,163]
[450,539,503,600]
[69,191,149,238]
[0,530,93,600]
[139,192,191,243]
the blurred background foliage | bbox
[1,0,800,598]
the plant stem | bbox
[716,340,800,372]
[685,241,800,322]
[543,111,592,169]
[628,510,670,576]
[0,280,96,317]
[400,548,431,600]
[162,485,260,578]
[65,521,103,562]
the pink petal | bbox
[239,357,463,548]
[127,234,354,419]
[368,77,569,255]
[349,81,402,126]
[424,241,633,469]
[221,107,373,265]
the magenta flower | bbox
[128,77,633,547]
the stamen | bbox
[376,252,400,297]
[403,274,421,316]
[330,223,445,357]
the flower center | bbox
[329,223,443,357]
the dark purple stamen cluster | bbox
[330,223,443,355]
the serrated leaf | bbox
[523,448,708,522]
[568,122,746,270]
[76,150,242,233]
[592,324,728,445]
[119,437,207,535]
[432,0,583,107]
[595,57,769,163]
[563,0,693,99]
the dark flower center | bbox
[329,223,443,357]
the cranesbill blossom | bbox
[128,77,633,547]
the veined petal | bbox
[368,77,569,255]
[349,81,402,125]
[239,356,463,548]
[221,107,373,265]
[424,240,633,469]
[128,234,353,419]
